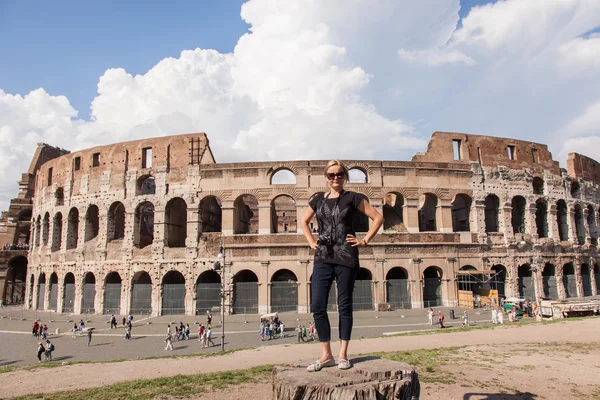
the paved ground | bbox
[0,305,492,366]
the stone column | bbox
[410,259,423,308]
[574,259,584,298]
[298,260,311,313]
[590,262,598,296]
[258,203,271,235]
[548,204,559,242]
[501,203,513,244]
[437,200,453,233]
[221,204,235,236]
[96,280,105,316]
[186,207,199,248]
[568,208,578,245]
[57,272,65,313]
[185,272,195,315]
[505,259,518,298]
[472,200,487,243]
[152,281,162,317]
[74,277,83,315]
[259,261,270,314]
[375,259,386,306]
[527,203,538,239]
[405,198,419,233]
[556,263,566,300]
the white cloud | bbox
[1,0,600,211]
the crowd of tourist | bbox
[259,315,288,341]
[3,243,29,251]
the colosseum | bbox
[1,131,599,316]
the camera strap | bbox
[318,190,345,235]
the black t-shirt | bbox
[308,190,365,269]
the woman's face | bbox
[325,165,346,190]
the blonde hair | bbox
[323,160,349,177]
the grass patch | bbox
[0,348,242,375]
[13,365,273,400]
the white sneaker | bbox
[338,359,352,370]
[306,358,335,372]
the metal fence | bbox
[131,283,152,314]
[233,282,258,314]
[162,284,185,315]
[37,284,45,310]
[542,276,559,299]
[518,276,535,300]
[387,279,411,309]
[353,281,373,311]
[564,273,577,298]
[63,283,75,313]
[196,283,221,315]
[49,284,58,310]
[82,283,96,313]
[271,282,298,312]
[423,278,442,307]
[103,283,121,314]
[582,273,593,296]
[3,281,24,304]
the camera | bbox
[317,233,334,246]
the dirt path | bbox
[2,319,599,399]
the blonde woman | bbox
[300,160,383,372]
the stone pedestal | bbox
[272,357,420,400]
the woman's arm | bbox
[299,207,318,249]
[350,200,384,246]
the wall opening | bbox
[49,273,58,310]
[82,272,96,313]
[3,256,27,305]
[574,204,586,245]
[199,196,222,234]
[517,264,534,300]
[452,139,462,160]
[66,208,79,250]
[383,192,405,231]
[571,181,580,198]
[535,199,548,238]
[484,194,500,233]
[92,152,100,167]
[451,194,471,232]
[587,205,597,245]
[85,205,99,242]
[134,202,155,248]
[131,271,152,315]
[581,264,592,297]
[165,197,187,248]
[36,273,46,310]
[103,272,122,314]
[563,262,576,298]
[348,168,368,183]
[42,213,50,245]
[542,263,558,299]
[511,196,526,234]
[418,193,438,232]
[233,195,258,234]
[270,269,298,312]
[490,265,506,299]
[63,272,75,313]
[353,268,373,311]
[557,200,569,241]
[507,145,515,160]
[51,213,63,252]
[270,169,296,184]
[107,202,126,241]
[423,266,442,307]
[142,147,152,168]
[532,177,544,195]
[271,195,297,233]
[233,270,259,314]
[196,270,221,315]
[137,175,155,195]
[386,267,410,309]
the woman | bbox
[300,160,383,372]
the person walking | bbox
[165,333,173,351]
[87,328,93,346]
[110,314,117,329]
[492,308,498,324]
[462,311,469,327]
[279,322,285,338]
[428,308,434,325]
[297,325,303,343]
[206,327,215,347]
[125,325,131,340]
[438,311,445,328]
[206,311,212,329]
[300,160,384,372]
[498,308,504,324]
[45,340,54,361]
[36,342,45,363]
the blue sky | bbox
[0,0,492,119]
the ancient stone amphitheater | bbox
[1,131,599,316]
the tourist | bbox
[165,333,173,351]
[498,309,504,324]
[206,310,212,329]
[491,308,498,324]
[427,308,434,325]
[279,321,285,338]
[36,342,45,363]
[32,321,39,337]
[110,314,117,329]
[122,316,126,327]
[438,311,445,328]
[72,323,78,337]
[300,160,384,372]
[297,325,303,343]
[87,328,93,346]
[42,324,48,340]
[45,340,54,361]
[185,324,191,340]
[206,327,215,347]
[198,324,204,341]
[125,325,131,340]
[462,311,469,327]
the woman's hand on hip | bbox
[346,234,366,247]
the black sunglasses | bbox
[326,172,345,180]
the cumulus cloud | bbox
[1,0,600,211]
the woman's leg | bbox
[335,265,358,361]
[311,263,335,361]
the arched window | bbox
[199,196,222,234]
[42,213,50,246]
[386,267,410,309]
[535,199,548,238]
[348,168,368,183]
[490,265,506,300]
[104,272,122,314]
[82,272,96,313]
[137,175,155,195]
[232,270,259,314]
[571,181,580,198]
[484,194,500,233]
[107,202,126,241]
[66,208,79,250]
[37,273,46,310]
[542,263,558,299]
[563,263,576,298]
[581,264,592,297]
[165,197,187,248]
[131,272,152,315]
[517,265,534,300]
[270,169,296,185]
[85,205,99,242]
[556,200,568,241]
[574,205,586,245]
[196,270,221,315]
[51,213,63,252]
[532,177,544,195]
[63,273,75,313]
[134,202,155,248]
[271,195,297,233]
[354,268,373,310]
[451,194,471,232]
[511,196,526,234]
[383,192,405,231]
[49,273,58,310]
[587,205,597,245]
[423,266,442,307]
[418,194,437,232]
[270,269,298,312]
[233,195,258,234]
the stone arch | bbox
[107,202,126,241]
[581,263,592,297]
[270,168,297,185]
[196,270,221,315]
[233,195,259,234]
[423,266,442,307]
[232,269,259,314]
[165,197,187,248]
[55,187,64,206]
[137,174,156,195]
[557,200,569,241]
[511,196,526,234]
[104,272,122,314]
[574,204,586,245]
[517,264,535,300]
[131,271,152,315]
[85,205,99,242]
[418,193,438,232]
[66,208,79,250]
[270,269,298,312]
[347,167,368,183]
[82,272,96,313]
[2,256,27,305]
[354,268,373,310]
[353,194,369,233]
[134,201,155,248]
[542,263,558,299]
[42,212,50,246]
[37,272,46,310]
[63,272,76,313]
[571,181,581,198]
[199,196,222,234]
[587,205,597,245]
[532,177,544,195]
[451,193,472,232]
[563,262,576,298]
[383,192,405,231]
[535,199,548,238]
[386,267,410,309]
[51,212,63,252]
[161,270,186,315]
[271,194,297,233]
[49,272,58,310]
[490,265,507,299]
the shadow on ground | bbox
[464,392,537,400]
